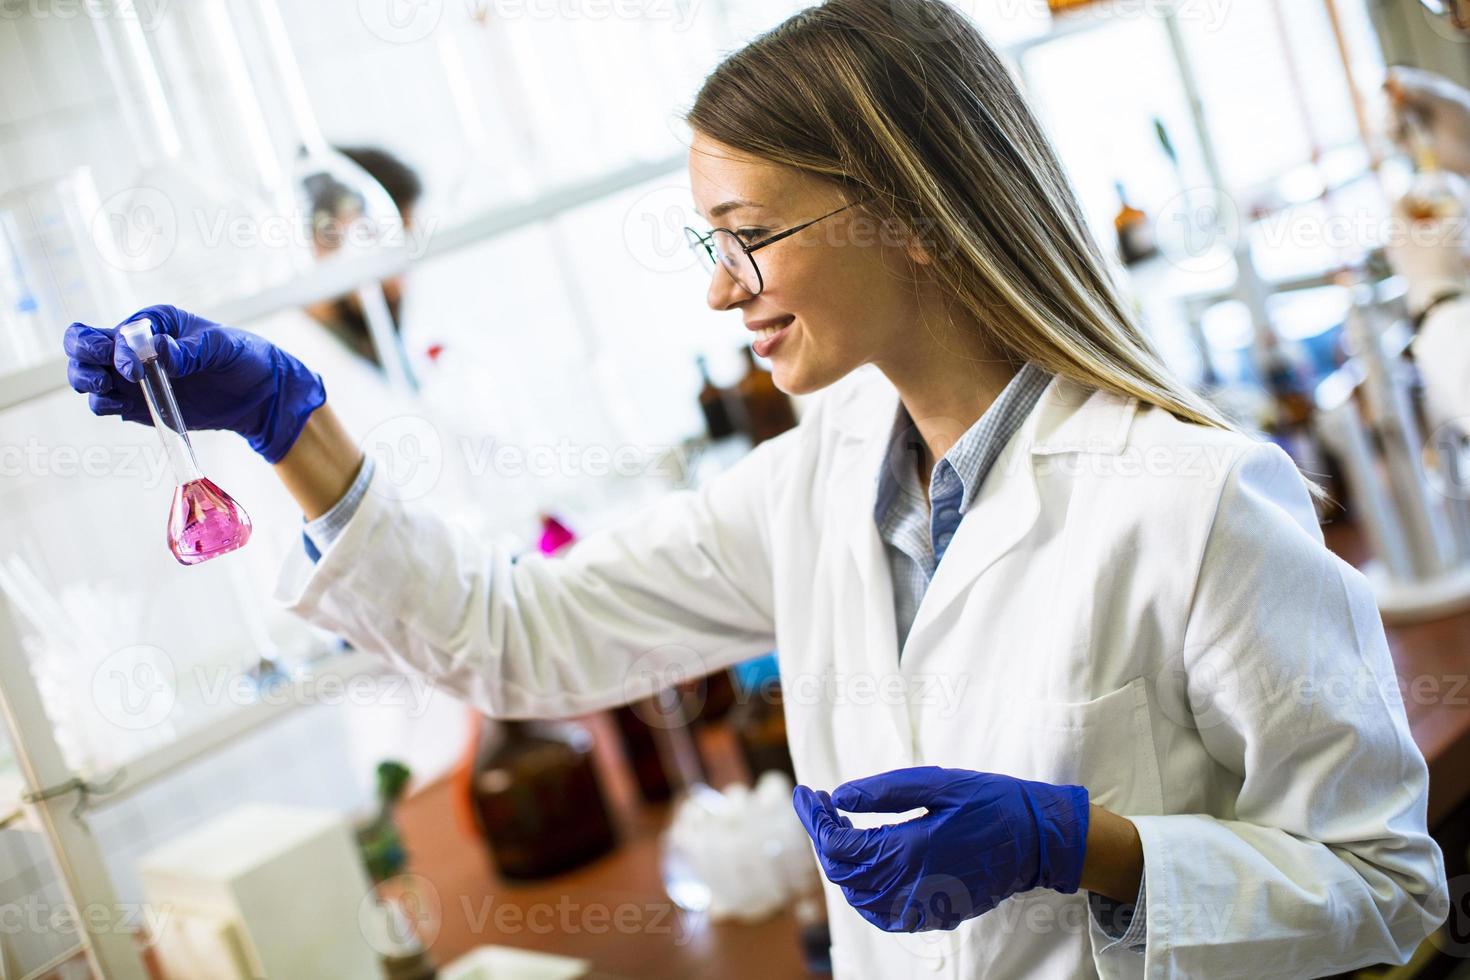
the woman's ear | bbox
[890,214,933,266]
[905,236,933,266]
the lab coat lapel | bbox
[901,420,1042,659]
[903,377,1137,658]
[830,378,914,761]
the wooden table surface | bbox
[394,719,820,979]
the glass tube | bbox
[118,318,253,565]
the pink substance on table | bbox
[168,477,253,565]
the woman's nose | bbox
[705,264,753,311]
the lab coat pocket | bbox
[982,676,1163,816]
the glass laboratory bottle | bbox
[119,318,252,565]
[1400,108,1470,223]
[728,655,797,784]
[696,356,737,440]
[468,720,617,880]
[1113,180,1157,266]
[735,347,799,446]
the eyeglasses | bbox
[683,201,857,296]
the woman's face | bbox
[688,132,927,395]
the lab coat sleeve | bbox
[1123,442,1449,978]
[273,435,788,718]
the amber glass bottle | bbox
[469,720,617,879]
[735,348,798,445]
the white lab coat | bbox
[274,367,1448,979]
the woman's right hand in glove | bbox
[62,304,327,464]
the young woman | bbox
[64,1,1446,976]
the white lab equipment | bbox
[660,770,820,922]
[1314,278,1470,621]
[439,945,589,980]
[139,804,385,980]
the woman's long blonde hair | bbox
[686,0,1238,436]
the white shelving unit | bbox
[0,144,688,978]
[0,152,686,414]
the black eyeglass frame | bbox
[683,200,861,296]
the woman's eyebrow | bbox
[708,198,765,220]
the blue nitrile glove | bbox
[62,304,326,463]
[793,767,1090,933]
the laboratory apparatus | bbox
[246,0,415,392]
[118,319,253,566]
[659,771,820,922]
[1399,107,1470,221]
[0,169,128,371]
[1315,280,1470,621]
[90,11,292,312]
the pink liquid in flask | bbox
[169,477,253,565]
[119,318,254,566]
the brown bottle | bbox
[469,720,616,879]
[612,686,727,803]
[735,347,798,445]
[696,356,737,440]
[1112,181,1157,266]
[612,702,675,802]
[729,680,796,784]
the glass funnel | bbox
[118,318,252,565]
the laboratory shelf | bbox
[0,356,68,414]
[0,152,688,415]
[87,649,383,809]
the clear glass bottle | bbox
[118,318,253,565]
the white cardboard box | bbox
[139,804,384,980]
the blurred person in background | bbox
[1385,64,1470,433]
[301,145,422,371]
[248,145,424,433]
[64,1,1448,976]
